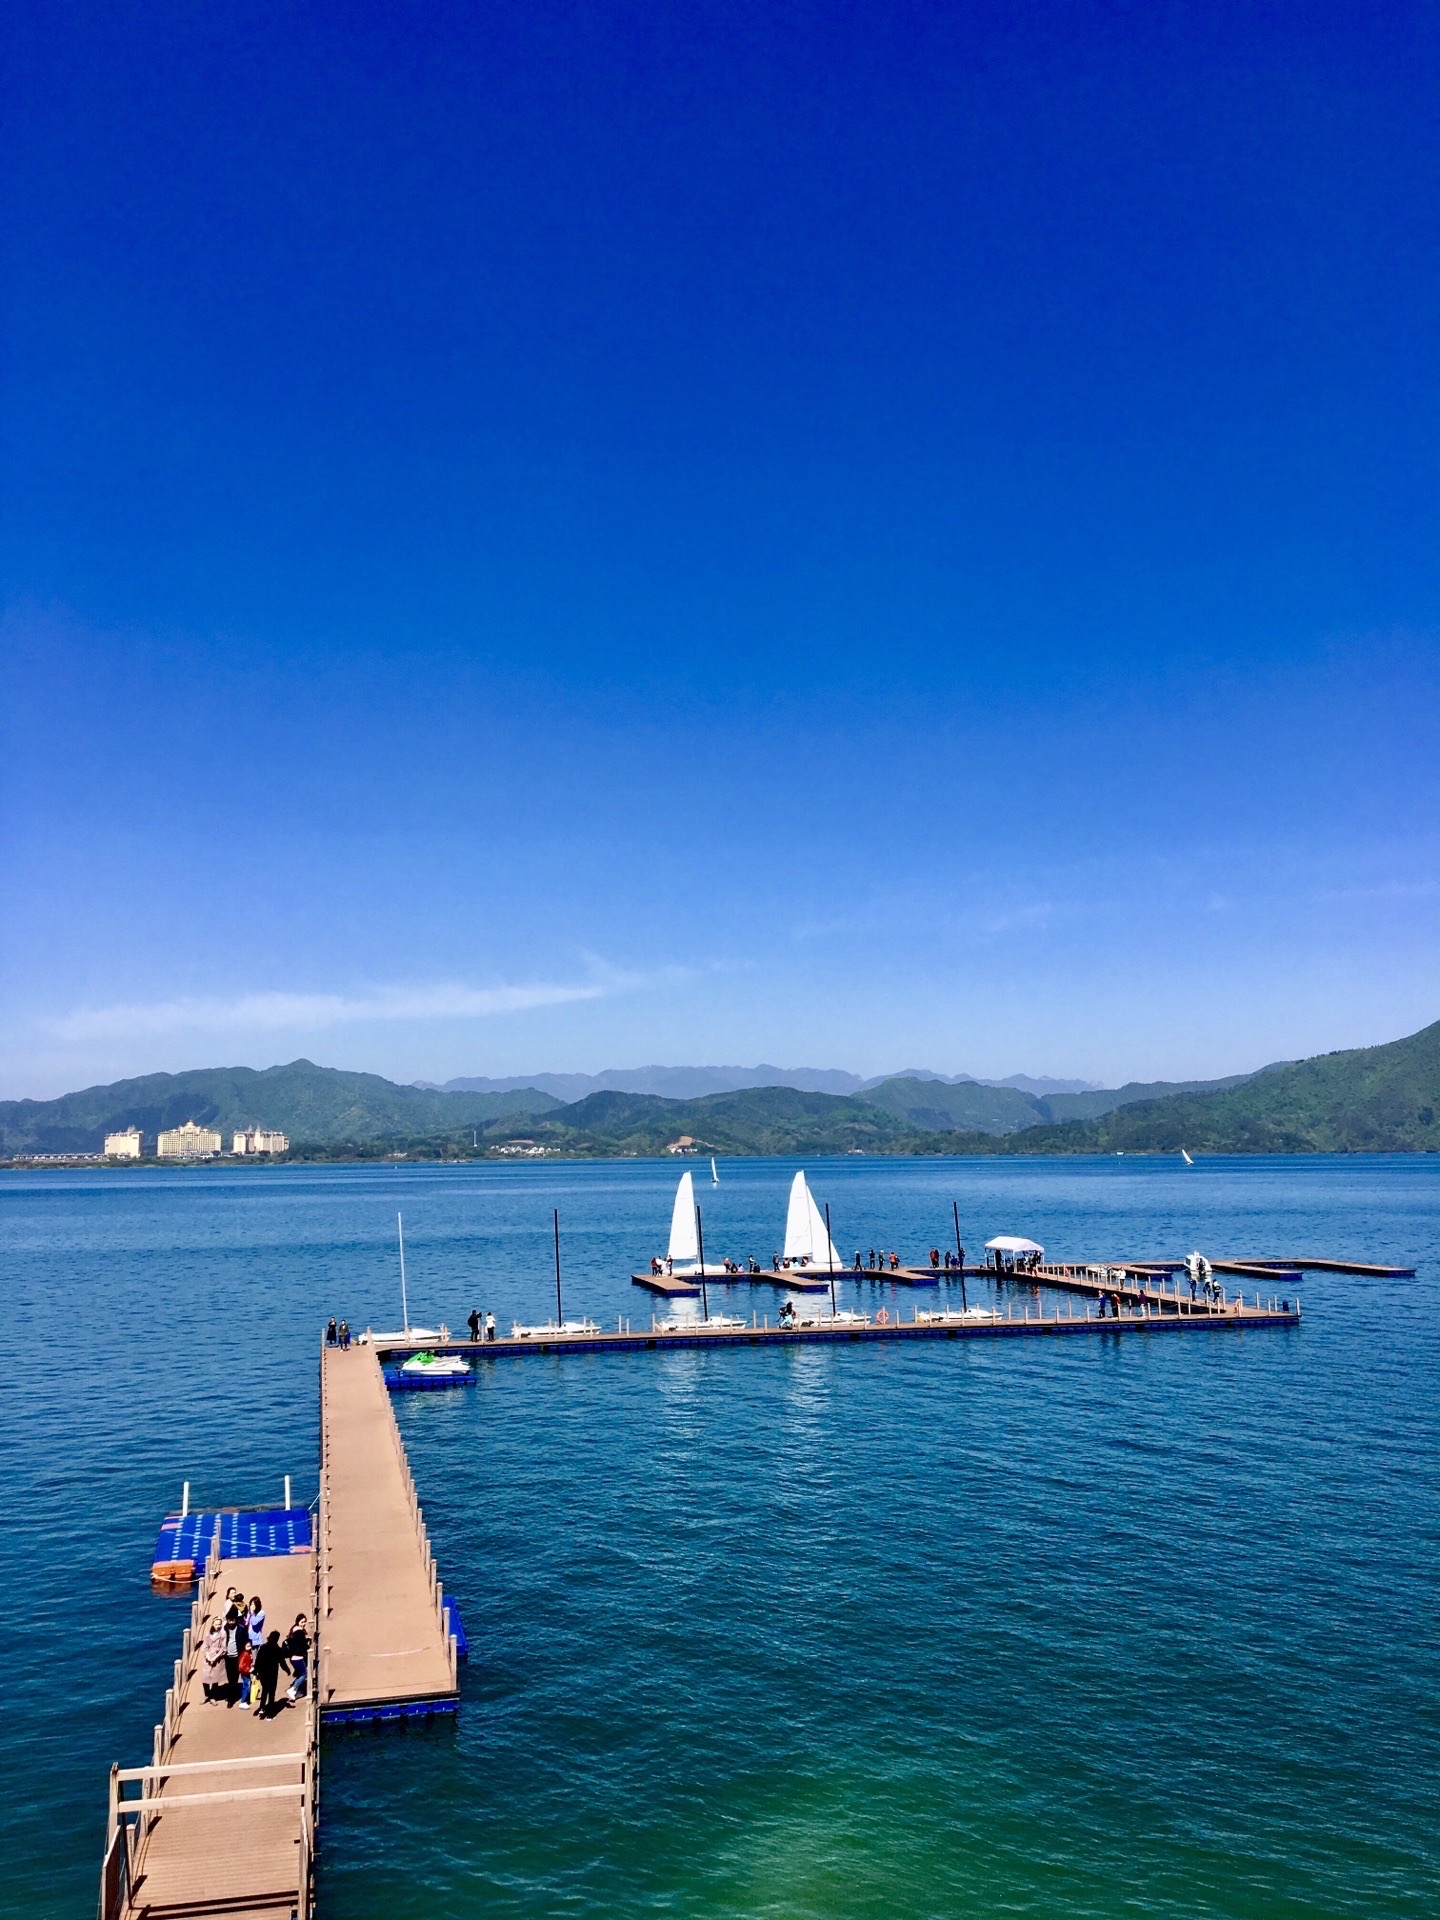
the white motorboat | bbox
[511,1318,600,1339]
[914,1306,996,1325]
[656,1313,747,1333]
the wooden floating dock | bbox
[102,1543,316,1920]
[318,1341,459,1720]
[1216,1256,1415,1278]
[631,1266,831,1295]
[102,1345,458,1920]
[379,1293,1300,1367]
[102,1252,1318,1916]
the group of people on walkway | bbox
[465,1309,498,1341]
[324,1318,351,1348]
[851,1249,900,1271]
[200,1590,311,1717]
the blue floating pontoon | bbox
[383,1363,476,1392]
[152,1506,313,1581]
[443,1594,468,1660]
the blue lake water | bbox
[4,1155,1438,1918]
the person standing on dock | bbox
[253,1629,291,1718]
[466,1308,481,1342]
[338,1319,351,1348]
[325,1317,338,1346]
[485,1311,496,1342]
[247,1596,266,1649]
[224,1597,247,1704]
[200,1617,227,1702]
[284,1615,310,1702]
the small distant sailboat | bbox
[710,1156,720,1185]
[782,1171,841,1270]
[1181,1148,1195,1166]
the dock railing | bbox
[102,1502,318,1920]
[102,1730,315,1920]
[319,1343,458,1698]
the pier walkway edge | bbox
[100,1345,457,1920]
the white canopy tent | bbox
[985,1235,1045,1255]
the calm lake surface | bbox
[4,1155,1438,1919]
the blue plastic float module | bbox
[322,1699,460,1726]
[382,1364,476,1392]
[443,1594,468,1659]
[154,1506,313,1574]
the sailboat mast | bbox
[953,1200,967,1312]
[696,1205,709,1321]
[553,1209,563,1324]
[825,1201,836,1315]
[398,1211,410,1333]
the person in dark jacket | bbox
[325,1317,338,1346]
[284,1616,311,1703]
[223,1601,246,1705]
[253,1630,292,1717]
[466,1309,481,1342]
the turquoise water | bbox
[4,1156,1437,1918]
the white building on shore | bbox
[232,1127,289,1156]
[104,1127,143,1159]
[156,1120,222,1160]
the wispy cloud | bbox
[48,969,670,1042]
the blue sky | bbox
[4,1,1439,1098]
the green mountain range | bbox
[485,1021,1440,1156]
[974,1020,1440,1155]
[0,1060,557,1154]
[5,1020,1438,1159]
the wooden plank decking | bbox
[318,1343,458,1716]
[114,1552,315,1920]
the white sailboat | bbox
[782,1171,840,1270]
[1181,1148,1195,1166]
[668,1169,700,1273]
[360,1212,444,1344]
[710,1156,719,1185]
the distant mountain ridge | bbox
[7,1023,1433,1158]
[425,1065,1103,1100]
[0,1060,557,1154]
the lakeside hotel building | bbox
[233,1127,288,1155]
[103,1127,142,1159]
[157,1121,224,1160]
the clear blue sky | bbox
[4,1,1439,1098]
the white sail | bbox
[710,1156,719,1185]
[668,1170,699,1266]
[783,1171,839,1268]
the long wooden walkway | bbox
[103,1346,457,1920]
[105,1551,315,1920]
[384,1293,1300,1371]
[318,1342,458,1718]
